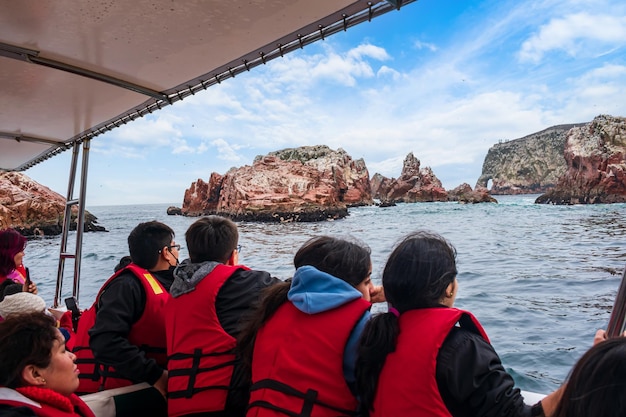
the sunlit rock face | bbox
[536,115,626,204]
[371,152,448,203]
[0,172,105,235]
[181,145,373,222]
[476,124,584,195]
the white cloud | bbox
[519,13,626,62]
[377,65,402,80]
[211,138,243,162]
[414,40,438,52]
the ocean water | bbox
[22,195,626,395]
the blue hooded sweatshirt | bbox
[287,265,371,394]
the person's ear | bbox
[444,281,455,299]
[159,246,171,261]
[226,250,238,266]
[21,365,45,386]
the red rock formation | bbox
[536,115,626,204]
[181,146,372,222]
[0,172,105,235]
[371,153,448,203]
[448,183,497,204]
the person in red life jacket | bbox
[237,235,385,417]
[72,221,178,409]
[164,216,280,417]
[0,228,38,295]
[355,230,572,417]
[0,312,96,417]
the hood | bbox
[288,265,363,314]
[170,259,221,298]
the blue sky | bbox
[26,0,626,207]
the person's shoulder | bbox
[99,270,143,298]
[231,267,279,286]
[443,325,491,353]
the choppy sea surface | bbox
[24,195,626,394]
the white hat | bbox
[0,292,47,318]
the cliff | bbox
[371,153,448,203]
[536,115,626,204]
[0,172,105,235]
[181,145,372,222]
[476,123,584,194]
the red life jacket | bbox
[73,263,170,394]
[165,263,250,417]
[0,387,95,417]
[247,297,371,417]
[371,307,489,417]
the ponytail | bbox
[237,280,291,372]
[355,311,400,415]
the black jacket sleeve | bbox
[88,271,164,385]
[436,327,535,417]
[0,405,37,417]
[215,269,281,337]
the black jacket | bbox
[437,327,544,417]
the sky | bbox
[25,0,626,207]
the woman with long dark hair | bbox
[239,235,382,417]
[356,230,566,417]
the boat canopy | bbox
[0,0,412,172]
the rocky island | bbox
[371,153,448,203]
[0,172,106,235]
[476,123,584,194]
[181,145,372,222]
[536,115,626,204]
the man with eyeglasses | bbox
[72,221,179,416]
[165,215,280,417]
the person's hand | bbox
[370,285,386,303]
[153,370,168,398]
[23,281,38,294]
[593,329,607,345]
[595,328,626,344]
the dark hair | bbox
[293,235,371,287]
[553,337,626,417]
[127,221,174,269]
[237,236,371,387]
[356,230,457,415]
[0,312,58,388]
[114,255,133,272]
[0,228,27,276]
[0,280,23,301]
[383,231,457,312]
[185,216,238,264]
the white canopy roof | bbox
[0,0,413,171]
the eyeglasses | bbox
[159,244,181,254]
[236,244,242,253]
